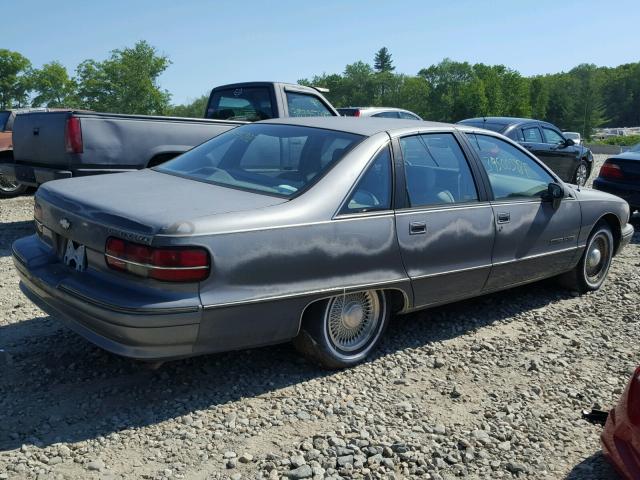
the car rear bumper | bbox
[0,162,72,186]
[12,236,201,360]
[593,177,640,210]
[601,407,640,479]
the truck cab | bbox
[205,82,338,121]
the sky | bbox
[4,0,640,105]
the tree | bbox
[0,49,31,109]
[76,41,171,114]
[374,47,394,73]
[30,61,78,107]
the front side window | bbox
[466,133,553,200]
[400,133,478,207]
[156,124,363,197]
[342,146,392,214]
[286,92,333,117]
[206,87,274,121]
[523,126,543,143]
[542,127,565,145]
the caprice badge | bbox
[59,218,71,230]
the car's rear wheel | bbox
[0,175,28,198]
[572,161,589,186]
[558,222,613,293]
[294,289,389,369]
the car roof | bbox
[338,107,412,112]
[260,116,454,136]
[458,116,556,129]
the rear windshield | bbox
[206,87,274,121]
[156,124,364,197]
[0,111,10,131]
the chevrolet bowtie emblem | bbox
[59,218,71,230]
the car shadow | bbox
[564,451,619,479]
[0,220,34,257]
[0,280,577,452]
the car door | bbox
[540,126,577,181]
[465,133,581,290]
[394,131,495,307]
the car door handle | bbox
[523,144,534,150]
[497,212,511,224]
[409,221,427,235]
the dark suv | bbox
[457,117,593,186]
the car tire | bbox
[293,289,389,369]
[572,160,589,186]
[0,175,28,198]
[558,222,614,293]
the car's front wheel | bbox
[572,161,589,186]
[294,289,389,369]
[0,174,28,198]
[558,222,614,293]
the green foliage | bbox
[0,49,32,109]
[374,47,394,73]
[167,95,208,118]
[593,134,640,146]
[75,41,171,114]
[30,61,78,108]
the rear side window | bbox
[338,108,359,117]
[508,128,525,142]
[207,87,274,121]
[523,126,543,143]
[400,133,478,207]
[398,111,420,120]
[286,92,333,117]
[342,146,392,214]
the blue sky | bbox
[5,0,640,105]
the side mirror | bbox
[542,182,564,209]
[564,138,575,147]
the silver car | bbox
[13,117,634,368]
[337,107,422,120]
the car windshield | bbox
[564,132,580,140]
[0,111,10,131]
[156,124,364,197]
[630,143,640,153]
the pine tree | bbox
[374,47,394,73]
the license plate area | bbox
[63,239,87,272]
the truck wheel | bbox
[294,290,389,369]
[572,161,589,186]
[0,175,28,198]
[557,222,613,293]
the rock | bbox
[286,464,313,479]
[238,453,253,463]
[290,455,306,468]
[506,461,528,474]
[86,459,105,472]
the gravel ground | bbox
[1,155,639,480]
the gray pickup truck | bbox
[0,82,338,187]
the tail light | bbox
[105,237,210,282]
[628,367,640,425]
[65,116,83,153]
[599,160,623,180]
[354,109,361,117]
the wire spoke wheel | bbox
[584,231,611,286]
[325,290,382,354]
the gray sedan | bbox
[12,117,634,368]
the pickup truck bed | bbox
[5,111,244,186]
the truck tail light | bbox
[65,116,83,153]
[105,237,210,282]
[353,109,360,117]
[599,160,623,180]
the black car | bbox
[594,143,640,213]
[457,117,593,186]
